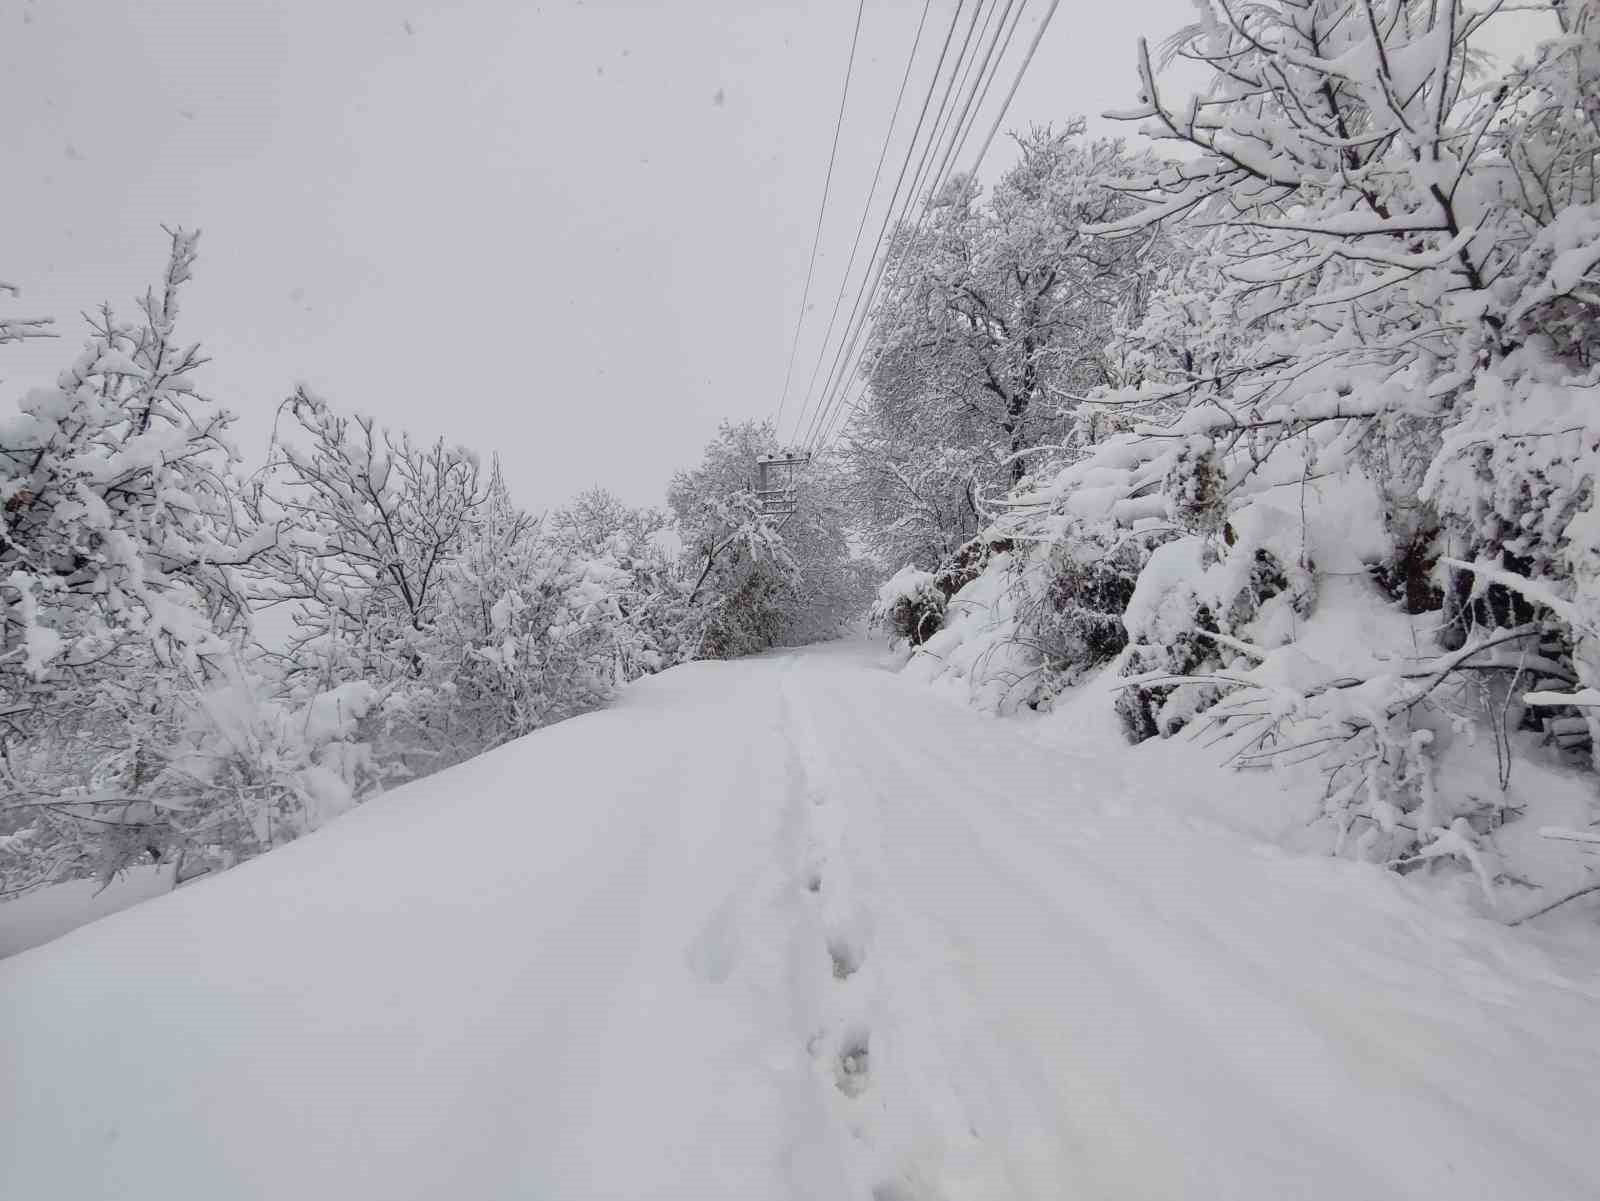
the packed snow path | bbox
[4,641,1599,1200]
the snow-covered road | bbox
[4,640,1598,1199]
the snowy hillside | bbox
[5,643,1598,1201]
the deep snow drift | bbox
[3,640,1598,1200]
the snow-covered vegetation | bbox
[5,3,1600,1193]
[0,244,869,901]
[2,0,1594,962]
[862,0,1600,923]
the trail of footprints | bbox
[801,808,871,1102]
[798,775,907,1199]
[785,706,921,1201]
[802,857,871,1097]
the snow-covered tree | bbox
[1,231,259,694]
[547,486,687,676]
[249,404,680,776]
[840,126,1162,571]
[0,232,353,890]
[249,387,488,690]
[670,421,870,656]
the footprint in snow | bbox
[835,1032,870,1097]
[827,934,862,980]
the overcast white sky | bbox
[0,0,1545,510]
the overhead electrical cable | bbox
[812,0,1031,454]
[795,0,991,451]
[785,0,936,447]
[785,0,977,449]
[772,0,868,435]
[962,0,1062,179]
[810,0,1025,453]
[801,0,1012,451]
[814,0,1062,455]
[922,0,1023,218]
[800,0,1009,451]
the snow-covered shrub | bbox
[2,652,384,893]
[1158,603,1578,903]
[159,670,383,865]
[1009,522,1149,707]
[892,520,1150,712]
[1,251,705,898]
[932,532,1015,601]
[870,566,945,647]
[1114,499,1318,743]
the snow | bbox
[4,640,1599,1200]
[873,564,939,613]
[0,865,176,960]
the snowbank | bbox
[0,865,176,960]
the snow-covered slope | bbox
[0,864,176,959]
[3,641,1597,1200]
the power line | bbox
[921,0,1023,222]
[963,0,1061,180]
[796,0,991,452]
[815,0,1062,456]
[811,1,1026,454]
[772,0,868,435]
[801,0,1007,452]
[813,0,1030,455]
[784,0,974,450]
[786,0,936,448]
[802,0,1008,451]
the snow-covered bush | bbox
[870,566,945,647]
[1017,522,1149,707]
[1,658,383,892]
[884,519,1149,711]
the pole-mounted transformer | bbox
[753,450,811,519]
